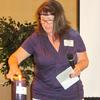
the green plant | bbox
[0,17,37,86]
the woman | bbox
[7,0,89,100]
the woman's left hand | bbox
[69,67,81,78]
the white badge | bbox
[64,39,74,47]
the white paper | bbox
[56,66,79,90]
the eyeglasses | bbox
[40,14,54,24]
[40,19,54,24]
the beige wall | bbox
[0,0,78,30]
[0,0,78,100]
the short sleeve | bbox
[21,34,35,54]
[75,32,86,52]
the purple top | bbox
[21,28,86,100]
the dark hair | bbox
[36,0,70,39]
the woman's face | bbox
[40,14,54,35]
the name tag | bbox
[64,40,74,47]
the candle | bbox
[12,75,27,100]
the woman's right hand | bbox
[6,67,22,81]
[6,47,30,81]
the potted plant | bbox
[0,17,37,86]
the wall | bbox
[80,0,100,97]
[0,0,78,30]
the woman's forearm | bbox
[7,54,22,81]
[70,52,89,78]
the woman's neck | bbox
[48,34,59,43]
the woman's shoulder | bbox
[29,32,41,40]
[21,32,41,48]
[30,32,38,38]
[64,28,80,39]
[69,28,80,36]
